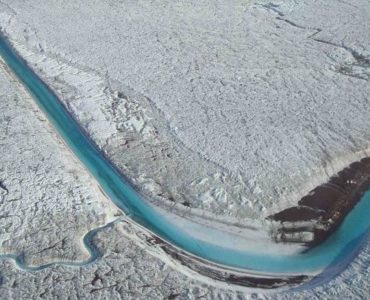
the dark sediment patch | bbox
[268,157,370,248]
[144,234,308,289]
[0,180,8,194]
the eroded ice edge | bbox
[1,31,370,291]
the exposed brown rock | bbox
[268,157,370,248]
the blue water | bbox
[1,35,369,276]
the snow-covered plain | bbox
[1,0,369,221]
[0,0,369,298]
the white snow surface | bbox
[0,0,369,298]
[0,0,370,221]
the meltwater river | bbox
[1,34,369,277]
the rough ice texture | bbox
[0,219,369,299]
[1,0,369,222]
[0,0,369,297]
[0,62,119,266]
[0,66,308,297]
